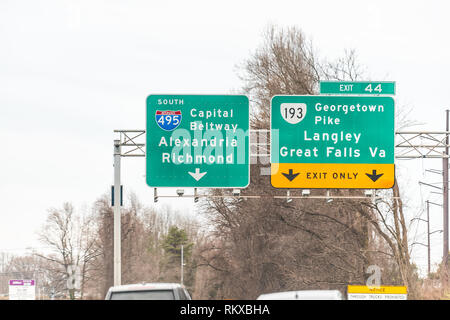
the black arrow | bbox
[282,169,300,182]
[366,170,384,182]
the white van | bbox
[256,290,343,300]
[105,283,191,300]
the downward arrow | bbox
[282,169,300,182]
[366,170,383,182]
[188,168,207,181]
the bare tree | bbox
[199,24,413,299]
[36,202,100,299]
[347,182,421,298]
[88,193,203,298]
[239,25,317,129]
[238,25,366,130]
[2,254,57,299]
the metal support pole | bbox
[444,110,449,287]
[181,245,184,286]
[113,139,121,286]
[427,200,431,277]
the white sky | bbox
[1,0,449,277]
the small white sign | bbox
[347,293,407,300]
[9,279,36,300]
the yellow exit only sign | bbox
[271,163,395,189]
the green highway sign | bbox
[270,95,395,189]
[146,94,250,188]
[320,81,396,95]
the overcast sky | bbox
[1,0,449,277]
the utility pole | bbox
[113,140,121,287]
[412,206,431,276]
[444,110,449,287]
[426,200,431,276]
[414,199,444,277]
[181,245,184,286]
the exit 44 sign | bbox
[320,81,396,95]
[146,94,250,188]
[271,95,395,189]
